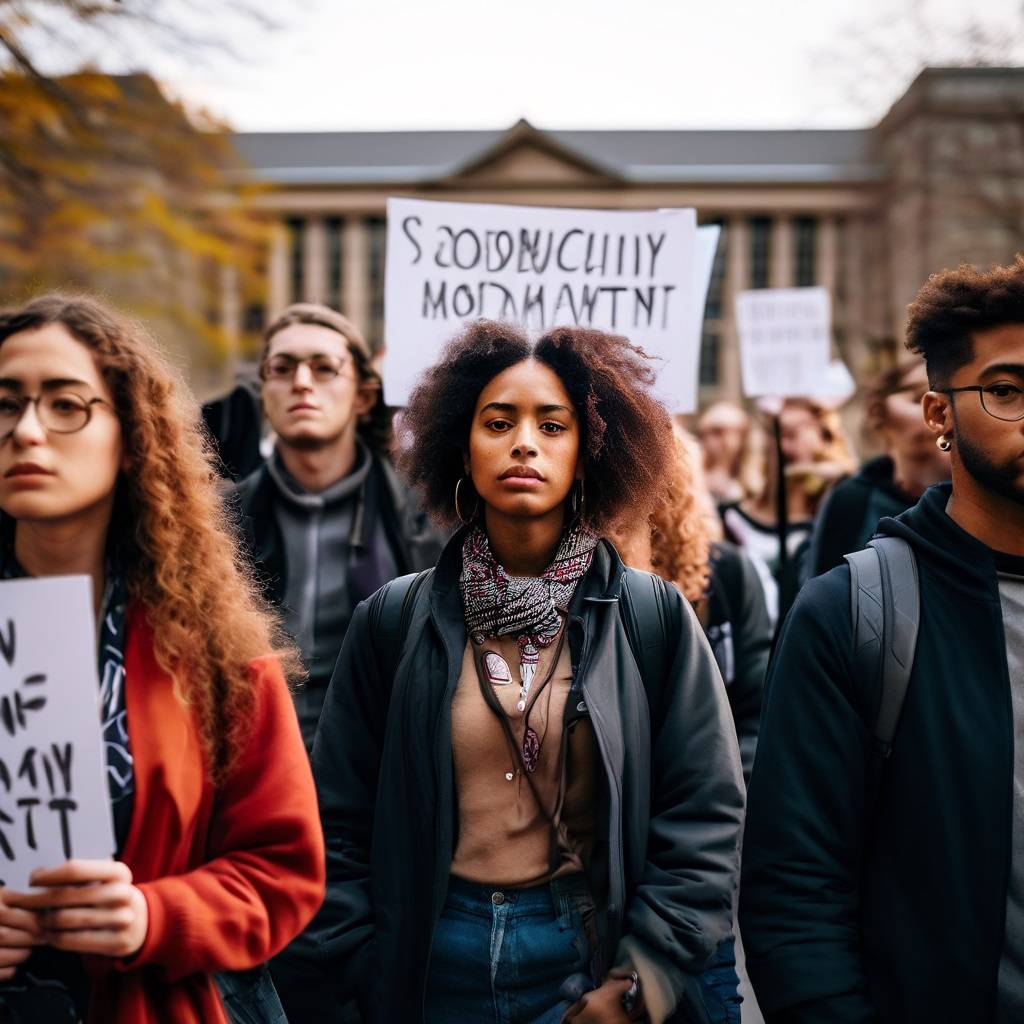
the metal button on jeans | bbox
[491,891,505,906]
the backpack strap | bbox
[845,536,920,760]
[619,567,672,721]
[368,568,433,685]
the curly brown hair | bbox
[906,255,1024,387]
[610,430,711,604]
[0,293,298,782]
[398,320,676,534]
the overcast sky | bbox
[107,0,1024,131]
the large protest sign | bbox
[384,197,702,412]
[736,287,833,398]
[0,576,113,890]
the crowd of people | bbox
[0,253,1022,1024]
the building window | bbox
[749,217,772,289]
[326,217,343,311]
[367,216,387,351]
[703,219,727,321]
[794,217,817,287]
[286,217,305,304]
[699,330,720,387]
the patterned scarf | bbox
[460,523,599,649]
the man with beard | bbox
[740,257,1024,1023]
[234,303,443,751]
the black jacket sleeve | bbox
[300,597,389,1011]
[739,569,879,1024]
[720,545,771,783]
[619,588,746,1021]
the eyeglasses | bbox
[941,382,1024,422]
[260,353,351,384]
[0,392,111,439]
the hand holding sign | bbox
[0,890,43,980]
[5,858,148,958]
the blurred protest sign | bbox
[737,287,832,398]
[0,577,113,890]
[385,197,702,412]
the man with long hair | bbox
[740,257,1024,1022]
[233,303,442,752]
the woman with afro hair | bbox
[309,320,744,1024]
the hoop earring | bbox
[936,434,952,453]
[455,476,480,524]
[570,478,586,519]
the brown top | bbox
[450,621,600,887]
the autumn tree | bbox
[0,1,273,388]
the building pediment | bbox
[437,119,623,187]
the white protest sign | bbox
[691,223,721,356]
[0,576,114,890]
[736,287,832,398]
[385,198,700,412]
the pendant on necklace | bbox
[483,651,512,684]
[517,640,539,712]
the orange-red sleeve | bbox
[123,657,325,980]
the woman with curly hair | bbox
[0,294,325,1023]
[309,320,744,1024]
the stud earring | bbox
[936,434,952,453]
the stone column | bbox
[843,216,869,372]
[304,217,327,304]
[342,218,370,332]
[720,216,750,403]
[219,262,241,360]
[818,216,839,296]
[268,220,290,319]
[770,215,793,289]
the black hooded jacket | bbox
[307,533,744,1023]
[740,483,1018,1022]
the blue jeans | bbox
[425,875,595,1024]
[698,938,742,1024]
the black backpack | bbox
[844,536,921,801]
[367,564,675,716]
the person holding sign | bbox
[309,321,744,1024]
[0,294,325,1024]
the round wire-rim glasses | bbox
[0,392,111,439]
[259,353,350,384]
[941,382,1024,422]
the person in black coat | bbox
[307,321,744,1024]
[740,257,1024,1022]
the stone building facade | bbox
[228,66,1024,406]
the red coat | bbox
[86,612,326,1023]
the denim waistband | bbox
[445,873,590,920]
